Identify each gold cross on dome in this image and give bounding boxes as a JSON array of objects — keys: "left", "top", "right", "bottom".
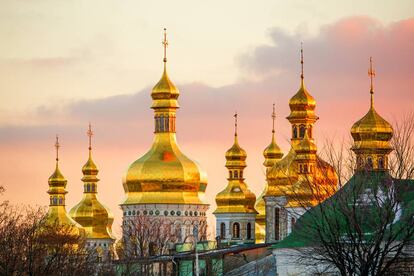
[
  {"left": 368, "top": 57, "right": 375, "bottom": 93},
  {"left": 162, "top": 28, "right": 168, "bottom": 62},
  {"left": 55, "top": 135, "right": 60, "bottom": 161},
  {"left": 87, "top": 123, "right": 94, "bottom": 150},
  {"left": 234, "top": 112, "right": 238, "bottom": 136},
  {"left": 272, "top": 103, "right": 276, "bottom": 133}
]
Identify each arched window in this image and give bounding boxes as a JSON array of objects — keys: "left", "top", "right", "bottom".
[
  {"left": 275, "top": 208, "right": 280, "bottom": 240},
  {"left": 367, "top": 156, "right": 373, "bottom": 170},
  {"left": 240, "top": 171, "right": 243, "bottom": 178},
  {"left": 229, "top": 171, "right": 233, "bottom": 179},
  {"left": 92, "top": 184, "right": 95, "bottom": 192},
  {"left": 234, "top": 171, "right": 239, "bottom": 178},
  {"left": 291, "top": 217, "right": 296, "bottom": 227},
  {"left": 299, "top": 125, "right": 306, "bottom": 138},
  {"left": 220, "top": 223, "right": 226, "bottom": 239},
  {"left": 293, "top": 126, "right": 298, "bottom": 138},
  {"left": 233, "top": 222, "right": 240, "bottom": 239},
  {"left": 378, "top": 157, "right": 384, "bottom": 169},
  {"left": 59, "top": 197, "right": 63, "bottom": 205},
  {"left": 247, "top": 223, "right": 252, "bottom": 240},
  {"left": 304, "top": 164, "right": 308, "bottom": 173},
  {"left": 53, "top": 197, "right": 58, "bottom": 205},
  {"left": 87, "top": 184, "right": 90, "bottom": 192},
  {"left": 357, "top": 156, "right": 364, "bottom": 168},
  {"left": 299, "top": 164, "right": 303, "bottom": 173}
]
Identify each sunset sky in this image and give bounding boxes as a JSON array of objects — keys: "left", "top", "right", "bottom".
[{"left": 1, "top": 0, "right": 413, "bottom": 237}]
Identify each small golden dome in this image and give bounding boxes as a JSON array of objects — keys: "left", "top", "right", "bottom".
[
  {"left": 225, "top": 135, "right": 247, "bottom": 160},
  {"left": 70, "top": 125, "right": 115, "bottom": 241},
  {"left": 214, "top": 120, "right": 257, "bottom": 214},
  {"left": 45, "top": 136, "right": 84, "bottom": 237},
  {"left": 351, "top": 105, "right": 393, "bottom": 145},
  {"left": 263, "top": 134, "right": 283, "bottom": 167},
  {"left": 351, "top": 58, "right": 393, "bottom": 155},
  {"left": 151, "top": 66, "right": 180, "bottom": 109},
  {"left": 214, "top": 183, "right": 257, "bottom": 214}
]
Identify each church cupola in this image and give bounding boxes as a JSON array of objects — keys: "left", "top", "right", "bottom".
[
  {"left": 287, "top": 45, "right": 319, "bottom": 149},
  {"left": 70, "top": 124, "right": 115, "bottom": 250},
  {"left": 214, "top": 113, "right": 257, "bottom": 244},
  {"left": 351, "top": 58, "right": 393, "bottom": 171},
  {"left": 263, "top": 103, "right": 284, "bottom": 169},
  {"left": 45, "top": 136, "right": 84, "bottom": 236}
]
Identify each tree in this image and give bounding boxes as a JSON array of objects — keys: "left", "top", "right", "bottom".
[
  {"left": 117, "top": 214, "right": 177, "bottom": 276},
  {"left": 0, "top": 187, "right": 108, "bottom": 276}
]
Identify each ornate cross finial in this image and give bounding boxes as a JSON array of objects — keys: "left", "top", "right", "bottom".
[
  {"left": 87, "top": 123, "right": 94, "bottom": 151},
  {"left": 162, "top": 28, "right": 168, "bottom": 63},
  {"left": 368, "top": 56, "right": 375, "bottom": 94},
  {"left": 234, "top": 112, "right": 238, "bottom": 136},
  {"left": 55, "top": 135, "right": 60, "bottom": 162},
  {"left": 271, "top": 103, "right": 276, "bottom": 134},
  {"left": 300, "top": 42, "right": 304, "bottom": 80},
  {"left": 368, "top": 57, "right": 376, "bottom": 108}
]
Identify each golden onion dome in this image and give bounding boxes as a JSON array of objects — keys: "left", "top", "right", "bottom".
[
  {"left": 122, "top": 29, "right": 208, "bottom": 206},
  {"left": 45, "top": 136, "right": 84, "bottom": 237},
  {"left": 214, "top": 182, "right": 257, "bottom": 214},
  {"left": 214, "top": 120, "right": 257, "bottom": 214},
  {"left": 70, "top": 125, "right": 115, "bottom": 241},
  {"left": 350, "top": 97, "right": 393, "bottom": 148},
  {"left": 263, "top": 134, "right": 283, "bottom": 167},
  {"left": 225, "top": 135, "right": 247, "bottom": 160},
  {"left": 351, "top": 58, "right": 393, "bottom": 154}
]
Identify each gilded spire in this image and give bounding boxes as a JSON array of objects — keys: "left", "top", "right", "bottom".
[
  {"left": 300, "top": 42, "right": 304, "bottom": 81},
  {"left": 55, "top": 135, "right": 60, "bottom": 163},
  {"left": 162, "top": 28, "right": 168, "bottom": 63},
  {"left": 271, "top": 103, "right": 276, "bottom": 134},
  {"left": 87, "top": 123, "right": 93, "bottom": 154},
  {"left": 368, "top": 57, "right": 376, "bottom": 108},
  {"left": 234, "top": 112, "right": 238, "bottom": 137}
]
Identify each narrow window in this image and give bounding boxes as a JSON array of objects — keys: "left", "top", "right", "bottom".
[
  {"left": 293, "top": 126, "right": 298, "bottom": 138},
  {"left": 233, "top": 222, "right": 240, "bottom": 239},
  {"left": 378, "top": 157, "right": 384, "bottom": 169},
  {"left": 275, "top": 208, "right": 280, "bottom": 240},
  {"left": 87, "top": 184, "right": 90, "bottom": 192},
  {"left": 220, "top": 223, "right": 226, "bottom": 239},
  {"left": 247, "top": 223, "right": 252, "bottom": 240},
  {"left": 160, "top": 116, "right": 164, "bottom": 132},
  {"left": 299, "top": 125, "right": 306, "bottom": 138},
  {"left": 53, "top": 197, "right": 58, "bottom": 205},
  {"left": 229, "top": 171, "right": 233, "bottom": 179},
  {"left": 234, "top": 171, "right": 239, "bottom": 178},
  {"left": 291, "top": 217, "right": 296, "bottom": 227},
  {"left": 367, "top": 156, "right": 373, "bottom": 170},
  {"left": 304, "top": 164, "right": 308, "bottom": 173},
  {"left": 240, "top": 171, "right": 243, "bottom": 178}
]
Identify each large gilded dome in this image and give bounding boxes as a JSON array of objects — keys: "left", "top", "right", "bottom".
[{"left": 122, "top": 38, "right": 208, "bottom": 206}]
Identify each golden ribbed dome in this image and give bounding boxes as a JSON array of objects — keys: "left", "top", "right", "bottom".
[
  {"left": 263, "top": 134, "right": 283, "bottom": 167},
  {"left": 70, "top": 127, "right": 115, "bottom": 241},
  {"left": 287, "top": 79, "right": 318, "bottom": 121},
  {"left": 351, "top": 58, "right": 393, "bottom": 155},
  {"left": 351, "top": 101, "right": 393, "bottom": 149},
  {"left": 214, "top": 124, "right": 257, "bottom": 214},
  {"left": 225, "top": 135, "right": 247, "bottom": 160},
  {"left": 45, "top": 136, "right": 84, "bottom": 236},
  {"left": 122, "top": 30, "right": 208, "bottom": 206}
]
